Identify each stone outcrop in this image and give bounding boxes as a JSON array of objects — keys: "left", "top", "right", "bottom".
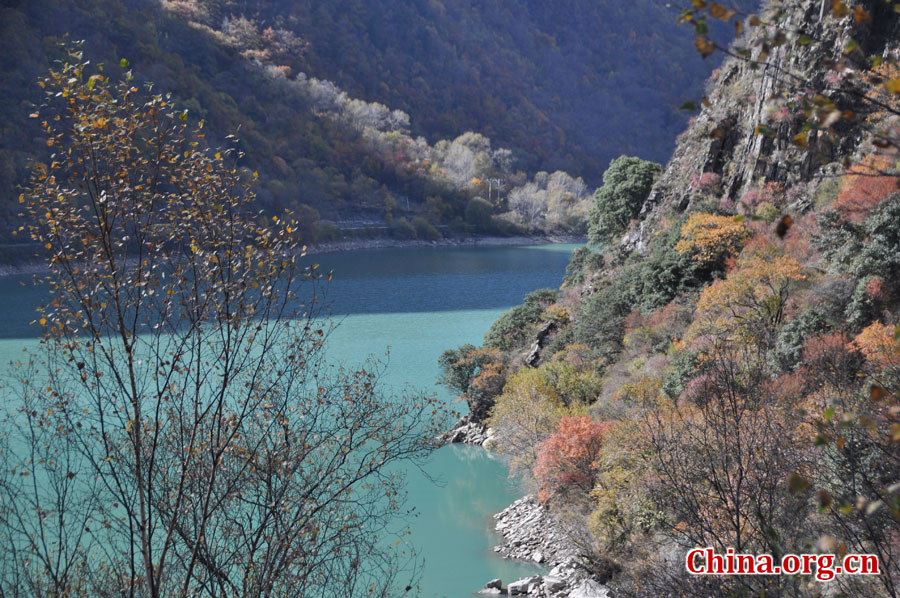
[
  {"left": 437, "top": 413, "right": 496, "bottom": 446},
  {"left": 621, "top": 0, "right": 900, "bottom": 255},
  {"left": 482, "top": 496, "right": 609, "bottom": 597},
  {"left": 493, "top": 496, "right": 577, "bottom": 565},
  {"left": 524, "top": 320, "right": 557, "bottom": 367}
]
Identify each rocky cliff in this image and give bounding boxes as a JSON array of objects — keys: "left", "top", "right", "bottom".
[
  {"left": 472, "top": 2, "right": 900, "bottom": 597},
  {"left": 624, "top": 0, "right": 900, "bottom": 254}
]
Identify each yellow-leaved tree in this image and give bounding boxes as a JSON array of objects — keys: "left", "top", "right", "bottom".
[{"left": 0, "top": 44, "right": 445, "bottom": 598}]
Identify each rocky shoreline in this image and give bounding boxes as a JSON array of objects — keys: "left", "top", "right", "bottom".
[
  {"left": 437, "top": 413, "right": 608, "bottom": 596},
  {"left": 304, "top": 233, "right": 584, "bottom": 255},
  {"left": 436, "top": 413, "right": 495, "bottom": 446},
  {"left": 479, "top": 495, "right": 609, "bottom": 597},
  {"left": 438, "top": 421, "right": 608, "bottom": 597}
]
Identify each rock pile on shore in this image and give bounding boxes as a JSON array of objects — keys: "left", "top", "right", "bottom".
[
  {"left": 477, "top": 571, "right": 607, "bottom": 597},
  {"left": 486, "top": 496, "right": 609, "bottom": 597},
  {"left": 436, "top": 413, "right": 495, "bottom": 446},
  {"left": 493, "top": 496, "right": 576, "bottom": 564}
]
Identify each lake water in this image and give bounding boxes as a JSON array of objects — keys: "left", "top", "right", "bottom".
[{"left": 0, "top": 242, "right": 579, "bottom": 597}]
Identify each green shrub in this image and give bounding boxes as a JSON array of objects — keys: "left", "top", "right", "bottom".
[
  {"left": 755, "top": 201, "right": 780, "bottom": 222},
  {"left": 635, "top": 222, "right": 706, "bottom": 311},
  {"left": 772, "top": 308, "right": 829, "bottom": 373},
  {"left": 587, "top": 156, "right": 661, "bottom": 245},
  {"left": 661, "top": 350, "right": 698, "bottom": 399},
  {"left": 483, "top": 288, "right": 559, "bottom": 351},
  {"left": 563, "top": 246, "right": 605, "bottom": 286},
  {"left": 465, "top": 197, "right": 494, "bottom": 231},
  {"left": 574, "top": 273, "right": 638, "bottom": 357},
  {"left": 391, "top": 217, "right": 417, "bottom": 240},
  {"left": 412, "top": 216, "right": 442, "bottom": 240}
]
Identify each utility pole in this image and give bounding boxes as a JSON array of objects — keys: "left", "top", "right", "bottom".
[{"left": 487, "top": 178, "right": 505, "bottom": 204}]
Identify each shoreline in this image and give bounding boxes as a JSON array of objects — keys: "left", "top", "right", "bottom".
[
  {"left": 304, "top": 233, "right": 585, "bottom": 255},
  {"left": 439, "top": 423, "right": 609, "bottom": 597},
  {"left": 486, "top": 495, "right": 609, "bottom": 597},
  {"left": 0, "top": 234, "right": 585, "bottom": 277}
]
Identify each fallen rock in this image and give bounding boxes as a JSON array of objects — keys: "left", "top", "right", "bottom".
[
  {"left": 508, "top": 575, "right": 541, "bottom": 595},
  {"left": 492, "top": 496, "right": 577, "bottom": 565},
  {"left": 437, "top": 413, "right": 489, "bottom": 445},
  {"left": 568, "top": 579, "right": 608, "bottom": 598},
  {"left": 543, "top": 576, "right": 566, "bottom": 593},
  {"left": 492, "top": 497, "right": 612, "bottom": 597}
]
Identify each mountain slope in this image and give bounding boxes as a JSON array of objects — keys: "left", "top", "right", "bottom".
[
  {"left": 0, "top": 0, "right": 750, "bottom": 244},
  {"left": 438, "top": 1, "right": 900, "bottom": 595}
]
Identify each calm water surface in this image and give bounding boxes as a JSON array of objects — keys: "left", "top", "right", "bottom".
[{"left": 0, "top": 243, "right": 579, "bottom": 598}]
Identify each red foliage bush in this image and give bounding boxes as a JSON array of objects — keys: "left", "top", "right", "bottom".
[
  {"left": 833, "top": 155, "right": 899, "bottom": 223},
  {"left": 533, "top": 416, "right": 613, "bottom": 504}
]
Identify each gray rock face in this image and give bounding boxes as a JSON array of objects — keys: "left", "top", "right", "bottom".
[
  {"left": 437, "top": 413, "right": 491, "bottom": 445},
  {"left": 524, "top": 320, "right": 557, "bottom": 366},
  {"left": 486, "top": 495, "right": 609, "bottom": 597},
  {"left": 568, "top": 579, "right": 609, "bottom": 598},
  {"left": 618, "top": 0, "right": 880, "bottom": 257},
  {"left": 493, "top": 496, "right": 576, "bottom": 565},
  {"left": 508, "top": 576, "right": 541, "bottom": 595}
]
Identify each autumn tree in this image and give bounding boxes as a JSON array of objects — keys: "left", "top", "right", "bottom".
[
  {"left": 0, "top": 46, "right": 445, "bottom": 598},
  {"left": 487, "top": 366, "right": 566, "bottom": 471},
  {"left": 674, "top": 212, "right": 750, "bottom": 269},
  {"left": 640, "top": 338, "right": 814, "bottom": 598},
  {"left": 833, "top": 154, "right": 900, "bottom": 223},
  {"left": 803, "top": 323, "right": 900, "bottom": 597},
  {"left": 437, "top": 344, "right": 506, "bottom": 420},
  {"left": 533, "top": 416, "right": 611, "bottom": 505}
]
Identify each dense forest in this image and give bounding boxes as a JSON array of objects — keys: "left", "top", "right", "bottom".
[
  {"left": 0, "top": 0, "right": 750, "bottom": 246},
  {"left": 440, "top": 1, "right": 900, "bottom": 596}
]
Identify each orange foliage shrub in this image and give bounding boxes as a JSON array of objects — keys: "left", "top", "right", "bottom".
[
  {"left": 534, "top": 416, "right": 613, "bottom": 504},
  {"left": 675, "top": 213, "right": 751, "bottom": 267},
  {"left": 833, "top": 154, "right": 899, "bottom": 223},
  {"left": 851, "top": 321, "right": 900, "bottom": 372},
  {"left": 466, "top": 347, "right": 506, "bottom": 399},
  {"left": 690, "top": 245, "right": 806, "bottom": 344},
  {"left": 623, "top": 302, "right": 692, "bottom": 354}
]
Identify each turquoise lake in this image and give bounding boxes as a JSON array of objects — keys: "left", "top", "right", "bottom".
[{"left": 0, "top": 242, "right": 580, "bottom": 597}]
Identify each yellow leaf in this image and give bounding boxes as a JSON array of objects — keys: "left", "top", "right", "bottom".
[
  {"left": 792, "top": 133, "right": 809, "bottom": 149},
  {"left": 694, "top": 36, "right": 716, "bottom": 58},
  {"left": 18, "top": 194, "right": 24, "bottom": 204},
  {"left": 709, "top": 2, "right": 735, "bottom": 21},
  {"left": 853, "top": 6, "right": 870, "bottom": 23},
  {"left": 253, "top": 171, "right": 259, "bottom": 178},
  {"left": 39, "top": 318, "right": 47, "bottom": 326},
  {"left": 885, "top": 78, "right": 900, "bottom": 94},
  {"left": 832, "top": 0, "right": 849, "bottom": 18}
]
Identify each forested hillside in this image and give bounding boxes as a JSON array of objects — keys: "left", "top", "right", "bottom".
[
  {"left": 0, "top": 0, "right": 750, "bottom": 245},
  {"left": 440, "top": 1, "right": 900, "bottom": 596}
]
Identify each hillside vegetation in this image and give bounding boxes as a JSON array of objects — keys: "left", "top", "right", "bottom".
[
  {"left": 0, "top": 0, "right": 749, "bottom": 245},
  {"left": 440, "top": 1, "right": 900, "bottom": 596}
]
